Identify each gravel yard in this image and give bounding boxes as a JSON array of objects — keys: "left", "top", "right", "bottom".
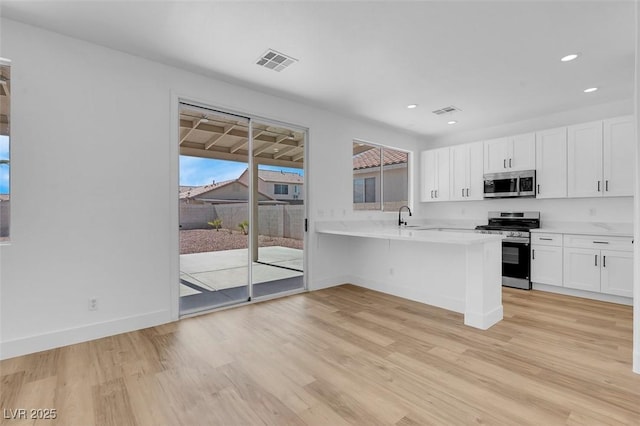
[{"left": 180, "top": 229, "right": 303, "bottom": 254}]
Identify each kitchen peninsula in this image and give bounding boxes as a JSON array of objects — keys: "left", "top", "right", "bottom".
[{"left": 316, "top": 222, "right": 504, "bottom": 330}]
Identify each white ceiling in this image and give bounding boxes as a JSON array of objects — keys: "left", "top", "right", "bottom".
[{"left": 1, "top": 1, "right": 635, "bottom": 139}]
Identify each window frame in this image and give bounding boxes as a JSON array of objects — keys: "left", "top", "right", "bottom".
[
  {"left": 0, "top": 58, "right": 11, "bottom": 243},
  {"left": 352, "top": 139, "right": 410, "bottom": 212}
]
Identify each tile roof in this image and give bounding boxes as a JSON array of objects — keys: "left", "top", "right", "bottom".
[
  {"left": 257, "top": 169, "right": 303, "bottom": 184},
  {"left": 353, "top": 148, "right": 408, "bottom": 170},
  {"left": 180, "top": 168, "right": 303, "bottom": 201},
  {"left": 179, "top": 179, "right": 235, "bottom": 200}
]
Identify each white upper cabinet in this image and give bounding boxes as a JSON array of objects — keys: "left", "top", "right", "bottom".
[
  {"left": 603, "top": 116, "right": 635, "bottom": 197},
  {"left": 568, "top": 116, "right": 635, "bottom": 198},
  {"left": 450, "top": 142, "right": 483, "bottom": 201},
  {"left": 420, "top": 147, "right": 450, "bottom": 202},
  {"left": 567, "top": 121, "right": 603, "bottom": 198},
  {"left": 535, "top": 127, "right": 567, "bottom": 198},
  {"left": 510, "top": 133, "right": 536, "bottom": 171},
  {"left": 484, "top": 133, "right": 535, "bottom": 174},
  {"left": 483, "top": 137, "right": 509, "bottom": 174}
]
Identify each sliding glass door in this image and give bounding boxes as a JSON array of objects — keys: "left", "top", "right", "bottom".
[
  {"left": 250, "top": 120, "right": 304, "bottom": 298},
  {"left": 178, "top": 103, "right": 305, "bottom": 315}
]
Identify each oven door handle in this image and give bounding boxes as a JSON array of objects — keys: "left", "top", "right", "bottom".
[{"left": 503, "top": 237, "right": 530, "bottom": 244}]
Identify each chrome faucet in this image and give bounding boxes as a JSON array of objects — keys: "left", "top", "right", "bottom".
[{"left": 398, "top": 205, "right": 412, "bottom": 226}]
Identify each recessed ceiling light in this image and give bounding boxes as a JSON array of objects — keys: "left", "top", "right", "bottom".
[
  {"left": 561, "top": 53, "right": 579, "bottom": 62},
  {"left": 447, "top": 120, "right": 457, "bottom": 125},
  {"left": 407, "top": 104, "right": 418, "bottom": 109},
  {"left": 584, "top": 87, "right": 598, "bottom": 93}
]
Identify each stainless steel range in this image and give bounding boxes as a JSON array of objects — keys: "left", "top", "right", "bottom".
[{"left": 475, "top": 211, "right": 540, "bottom": 290}]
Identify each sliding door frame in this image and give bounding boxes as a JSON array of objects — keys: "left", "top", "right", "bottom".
[{"left": 170, "top": 95, "right": 308, "bottom": 320}]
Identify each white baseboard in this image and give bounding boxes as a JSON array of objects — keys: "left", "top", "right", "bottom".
[
  {"left": 0, "top": 310, "right": 171, "bottom": 360},
  {"left": 532, "top": 283, "right": 633, "bottom": 306},
  {"left": 464, "top": 305, "right": 503, "bottom": 330},
  {"left": 310, "top": 275, "right": 354, "bottom": 291},
  {"left": 634, "top": 351, "right": 640, "bottom": 375}
]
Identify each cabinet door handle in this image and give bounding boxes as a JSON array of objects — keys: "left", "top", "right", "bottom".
[
  {"left": 431, "top": 190, "right": 434, "bottom": 198},
  {"left": 595, "top": 254, "right": 598, "bottom": 266},
  {"left": 462, "top": 188, "right": 465, "bottom": 197},
  {"left": 597, "top": 181, "right": 601, "bottom": 192},
  {"left": 509, "top": 158, "right": 512, "bottom": 168},
  {"left": 539, "top": 238, "right": 553, "bottom": 241},
  {"left": 603, "top": 255, "right": 606, "bottom": 268},
  {"left": 466, "top": 188, "right": 469, "bottom": 197},
  {"left": 593, "top": 241, "right": 609, "bottom": 244},
  {"left": 605, "top": 180, "right": 609, "bottom": 191},
  {"left": 537, "top": 184, "right": 540, "bottom": 194},
  {"left": 532, "top": 249, "right": 535, "bottom": 260},
  {"left": 503, "top": 159, "right": 506, "bottom": 168},
  {"left": 435, "top": 190, "right": 438, "bottom": 198}
]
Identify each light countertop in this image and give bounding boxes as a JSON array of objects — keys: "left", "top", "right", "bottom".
[
  {"left": 531, "top": 222, "right": 633, "bottom": 237},
  {"left": 316, "top": 223, "right": 503, "bottom": 245}
]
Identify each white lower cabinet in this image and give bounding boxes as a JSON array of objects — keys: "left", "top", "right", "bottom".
[
  {"left": 561, "top": 234, "right": 633, "bottom": 297},
  {"left": 563, "top": 247, "right": 602, "bottom": 292},
  {"left": 531, "top": 233, "right": 563, "bottom": 286},
  {"left": 600, "top": 250, "right": 633, "bottom": 298},
  {"left": 531, "top": 245, "right": 563, "bottom": 286},
  {"left": 531, "top": 232, "right": 633, "bottom": 300}
]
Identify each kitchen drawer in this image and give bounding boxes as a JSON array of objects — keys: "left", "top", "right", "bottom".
[
  {"left": 563, "top": 234, "right": 633, "bottom": 251},
  {"left": 531, "top": 233, "right": 562, "bottom": 246}
]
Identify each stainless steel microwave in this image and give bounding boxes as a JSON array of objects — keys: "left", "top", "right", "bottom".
[{"left": 483, "top": 170, "right": 536, "bottom": 198}]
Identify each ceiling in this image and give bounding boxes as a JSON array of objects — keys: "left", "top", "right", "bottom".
[{"left": 0, "top": 1, "right": 635, "bottom": 139}]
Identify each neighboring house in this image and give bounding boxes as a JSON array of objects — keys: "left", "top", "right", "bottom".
[
  {"left": 352, "top": 148, "right": 408, "bottom": 206},
  {"left": 179, "top": 177, "right": 284, "bottom": 205},
  {"left": 238, "top": 168, "right": 304, "bottom": 204}
]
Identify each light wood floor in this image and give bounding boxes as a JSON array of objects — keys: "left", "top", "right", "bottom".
[{"left": 1, "top": 285, "right": 638, "bottom": 425}]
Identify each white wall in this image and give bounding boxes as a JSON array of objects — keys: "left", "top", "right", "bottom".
[{"left": 0, "top": 19, "right": 419, "bottom": 358}]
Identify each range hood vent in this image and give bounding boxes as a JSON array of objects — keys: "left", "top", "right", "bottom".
[{"left": 256, "top": 49, "right": 298, "bottom": 72}]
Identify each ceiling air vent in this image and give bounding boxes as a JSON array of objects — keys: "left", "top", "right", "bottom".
[
  {"left": 256, "top": 49, "right": 298, "bottom": 72},
  {"left": 432, "top": 105, "right": 461, "bottom": 115}
]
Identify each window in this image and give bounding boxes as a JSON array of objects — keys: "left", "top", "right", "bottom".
[
  {"left": 353, "top": 141, "right": 409, "bottom": 211},
  {"left": 274, "top": 183, "right": 288, "bottom": 195},
  {"left": 0, "top": 59, "right": 10, "bottom": 242},
  {"left": 353, "top": 177, "right": 376, "bottom": 203}
]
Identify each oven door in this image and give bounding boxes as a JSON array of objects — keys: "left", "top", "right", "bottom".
[{"left": 502, "top": 237, "right": 531, "bottom": 289}]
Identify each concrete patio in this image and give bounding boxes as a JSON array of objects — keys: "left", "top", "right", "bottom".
[{"left": 179, "top": 246, "right": 304, "bottom": 312}]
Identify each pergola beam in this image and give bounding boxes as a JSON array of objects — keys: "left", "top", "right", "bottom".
[
  {"left": 204, "top": 124, "right": 235, "bottom": 150},
  {"left": 230, "top": 130, "right": 266, "bottom": 154},
  {"left": 253, "top": 134, "right": 289, "bottom": 156},
  {"left": 273, "top": 145, "right": 298, "bottom": 159},
  {"left": 179, "top": 119, "right": 203, "bottom": 146}
]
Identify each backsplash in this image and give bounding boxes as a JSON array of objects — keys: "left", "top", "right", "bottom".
[{"left": 418, "top": 196, "right": 633, "bottom": 224}]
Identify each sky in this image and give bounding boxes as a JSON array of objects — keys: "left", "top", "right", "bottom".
[
  {"left": 0, "top": 136, "right": 8, "bottom": 194},
  {"left": 179, "top": 155, "right": 303, "bottom": 187}
]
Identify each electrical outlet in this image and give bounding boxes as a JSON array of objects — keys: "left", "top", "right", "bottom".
[{"left": 88, "top": 297, "right": 98, "bottom": 311}]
